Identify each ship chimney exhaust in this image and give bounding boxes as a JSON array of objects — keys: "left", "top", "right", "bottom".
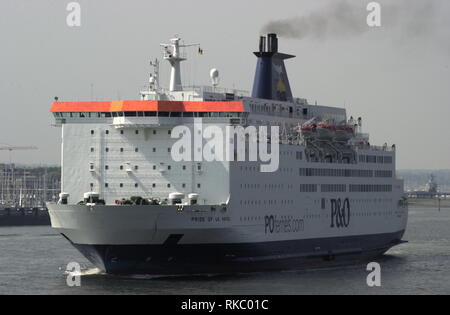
[
  {"left": 252, "top": 34, "right": 295, "bottom": 102},
  {"left": 267, "top": 33, "right": 278, "bottom": 53},
  {"left": 259, "top": 36, "right": 266, "bottom": 53}
]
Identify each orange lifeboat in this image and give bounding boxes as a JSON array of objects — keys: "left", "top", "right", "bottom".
[
  {"left": 316, "top": 122, "right": 335, "bottom": 140},
  {"left": 334, "top": 125, "right": 354, "bottom": 142},
  {"left": 300, "top": 123, "right": 317, "bottom": 139}
]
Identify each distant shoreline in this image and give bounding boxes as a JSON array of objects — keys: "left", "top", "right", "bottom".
[{"left": 408, "top": 198, "right": 450, "bottom": 208}]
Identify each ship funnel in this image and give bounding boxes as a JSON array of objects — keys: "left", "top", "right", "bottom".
[{"left": 252, "top": 34, "right": 295, "bottom": 102}]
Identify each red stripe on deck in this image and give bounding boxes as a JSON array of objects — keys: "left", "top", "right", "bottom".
[{"left": 50, "top": 101, "right": 245, "bottom": 113}]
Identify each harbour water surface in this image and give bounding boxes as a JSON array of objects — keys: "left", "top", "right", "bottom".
[{"left": 0, "top": 207, "right": 449, "bottom": 295}]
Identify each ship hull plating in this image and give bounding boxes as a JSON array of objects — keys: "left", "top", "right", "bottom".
[
  {"left": 70, "top": 231, "right": 404, "bottom": 275},
  {"left": 48, "top": 202, "right": 407, "bottom": 275}
]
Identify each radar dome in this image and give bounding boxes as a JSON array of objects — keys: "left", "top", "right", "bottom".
[{"left": 210, "top": 68, "right": 220, "bottom": 87}]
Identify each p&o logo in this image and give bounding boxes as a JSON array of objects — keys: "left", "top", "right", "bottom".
[{"left": 330, "top": 198, "right": 351, "bottom": 228}]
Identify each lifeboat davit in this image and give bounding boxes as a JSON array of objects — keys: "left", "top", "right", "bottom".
[
  {"left": 334, "top": 125, "right": 354, "bottom": 142},
  {"left": 300, "top": 124, "right": 317, "bottom": 139},
  {"left": 316, "top": 122, "right": 335, "bottom": 140}
]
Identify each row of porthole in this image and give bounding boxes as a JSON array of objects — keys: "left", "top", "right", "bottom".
[
  {"left": 240, "top": 200, "right": 294, "bottom": 206},
  {"left": 239, "top": 166, "right": 295, "bottom": 172},
  {"left": 91, "top": 129, "right": 172, "bottom": 136},
  {"left": 237, "top": 210, "right": 395, "bottom": 222},
  {"left": 99, "top": 165, "right": 193, "bottom": 171},
  {"left": 93, "top": 183, "right": 202, "bottom": 189},
  {"left": 91, "top": 147, "right": 172, "bottom": 153},
  {"left": 240, "top": 183, "right": 294, "bottom": 189}
]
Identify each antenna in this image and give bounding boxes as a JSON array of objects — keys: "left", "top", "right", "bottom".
[{"left": 160, "top": 36, "right": 200, "bottom": 92}]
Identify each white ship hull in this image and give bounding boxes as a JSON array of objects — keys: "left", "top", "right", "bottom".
[{"left": 48, "top": 199, "right": 407, "bottom": 274}]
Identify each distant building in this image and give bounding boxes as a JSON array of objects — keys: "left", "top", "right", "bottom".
[{"left": 407, "top": 174, "right": 447, "bottom": 199}]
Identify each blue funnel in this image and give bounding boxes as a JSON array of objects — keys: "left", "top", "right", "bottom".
[{"left": 251, "top": 34, "right": 295, "bottom": 102}]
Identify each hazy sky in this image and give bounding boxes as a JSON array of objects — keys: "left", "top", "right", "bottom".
[{"left": 0, "top": 0, "right": 449, "bottom": 169}]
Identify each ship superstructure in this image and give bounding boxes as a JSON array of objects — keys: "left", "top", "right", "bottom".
[{"left": 48, "top": 34, "right": 408, "bottom": 274}]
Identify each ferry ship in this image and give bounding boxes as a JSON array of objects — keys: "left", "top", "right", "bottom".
[{"left": 48, "top": 34, "right": 408, "bottom": 275}]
